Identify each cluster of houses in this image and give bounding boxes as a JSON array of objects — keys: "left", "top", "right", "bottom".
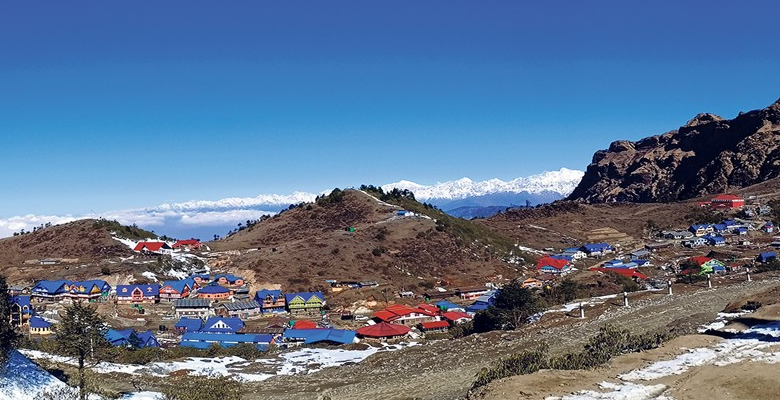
[
  {"left": 663, "top": 219, "right": 773, "bottom": 249},
  {"left": 24, "top": 273, "right": 248, "bottom": 305},
  {"left": 533, "top": 242, "right": 617, "bottom": 275},
  {"left": 133, "top": 239, "right": 203, "bottom": 254}
]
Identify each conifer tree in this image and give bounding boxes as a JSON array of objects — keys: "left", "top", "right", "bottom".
[
  {"left": 0, "top": 275, "right": 19, "bottom": 363},
  {"left": 54, "top": 302, "right": 110, "bottom": 400}
]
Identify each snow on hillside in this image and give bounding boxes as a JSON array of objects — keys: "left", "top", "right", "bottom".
[
  {"left": 382, "top": 168, "right": 584, "bottom": 201},
  {"left": 0, "top": 350, "right": 68, "bottom": 400}
]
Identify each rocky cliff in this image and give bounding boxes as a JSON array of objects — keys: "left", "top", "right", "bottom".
[{"left": 568, "top": 97, "right": 780, "bottom": 202}]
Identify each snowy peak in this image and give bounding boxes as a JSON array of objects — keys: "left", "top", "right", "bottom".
[{"left": 382, "top": 168, "right": 584, "bottom": 201}]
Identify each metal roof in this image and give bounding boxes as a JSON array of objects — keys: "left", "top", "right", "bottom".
[
  {"left": 174, "top": 299, "right": 210, "bottom": 308},
  {"left": 219, "top": 300, "right": 260, "bottom": 312}
]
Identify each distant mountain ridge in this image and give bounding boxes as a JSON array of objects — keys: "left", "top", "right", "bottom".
[
  {"left": 383, "top": 168, "right": 584, "bottom": 200},
  {"left": 384, "top": 168, "right": 584, "bottom": 218},
  {"left": 568, "top": 97, "right": 780, "bottom": 203}
]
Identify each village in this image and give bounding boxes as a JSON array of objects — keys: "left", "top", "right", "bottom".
[{"left": 5, "top": 191, "right": 780, "bottom": 399}]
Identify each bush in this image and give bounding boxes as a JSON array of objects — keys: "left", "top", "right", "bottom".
[
  {"left": 159, "top": 375, "right": 244, "bottom": 400},
  {"left": 100, "top": 266, "right": 111, "bottom": 275},
  {"left": 471, "top": 325, "right": 672, "bottom": 391},
  {"left": 371, "top": 247, "right": 385, "bottom": 257}
]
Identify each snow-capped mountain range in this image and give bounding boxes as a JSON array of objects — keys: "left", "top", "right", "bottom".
[
  {"left": 0, "top": 168, "right": 583, "bottom": 239},
  {"left": 382, "top": 168, "right": 583, "bottom": 201}
]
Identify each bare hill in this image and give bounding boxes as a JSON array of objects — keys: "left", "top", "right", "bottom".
[
  {"left": 484, "top": 200, "right": 703, "bottom": 251},
  {"left": 209, "top": 189, "right": 523, "bottom": 302}
]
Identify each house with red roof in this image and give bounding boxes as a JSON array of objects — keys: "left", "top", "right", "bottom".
[
  {"left": 133, "top": 241, "right": 172, "bottom": 254},
  {"left": 419, "top": 320, "right": 450, "bottom": 333},
  {"left": 357, "top": 322, "right": 410, "bottom": 339},
  {"left": 536, "top": 256, "right": 572, "bottom": 274},
  {"left": 590, "top": 267, "right": 647, "bottom": 280},
  {"left": 709, "top": 194, "right": 745, "bottom": 209},
  {"left": 442, "top": 311, "right": 472, "bottom": 324},
  {"left": 372, "top": 304, "right": 437, "bottom": 326},
  {"left": 172, "top": 239, "right": 202, "bottom": 251}
]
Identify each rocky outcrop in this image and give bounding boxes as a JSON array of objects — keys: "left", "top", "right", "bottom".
[{"left": 568, "top": 97, "right": 780, "bottom": 202}]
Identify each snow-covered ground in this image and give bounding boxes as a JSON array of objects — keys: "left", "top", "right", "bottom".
[
  {"left": 19, "top": 342, "right": 419, "bottom": 383},
  {"left": 0, "top": 350, "right": 68, "bottom": 400},
  {"left": 547, "top": 315, "right": 780, "bottom": 399}
]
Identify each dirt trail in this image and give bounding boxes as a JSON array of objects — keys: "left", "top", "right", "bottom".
[{"left": 245, "top": 277, "right": 780, "bottom": 400}]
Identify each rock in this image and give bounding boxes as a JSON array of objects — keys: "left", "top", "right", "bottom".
[{"left": 568, "top": 96, "right": 780, "bottom": 203}]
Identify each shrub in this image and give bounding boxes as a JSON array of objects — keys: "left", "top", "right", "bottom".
[
  {"left": 100, "top": 266, "right": 111, "bottom": 275},
  {"left": 471, "top": 325, "right": 672, "bottom": 391}
]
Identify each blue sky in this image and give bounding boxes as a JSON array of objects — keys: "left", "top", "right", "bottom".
[{"left": 2, "top": 1, "right": 780, "bottom": 217}]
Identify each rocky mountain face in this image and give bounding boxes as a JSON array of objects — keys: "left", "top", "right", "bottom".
[{"left": 568, "top": 97, "right": 780, "bottom": 203}]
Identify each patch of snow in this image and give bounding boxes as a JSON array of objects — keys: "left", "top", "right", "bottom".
[
  {"left": 516, "top": 245, "right": 546, "bottom": 254},
  {"left": 112, "top": 235, "right": 138, "bottom": 250},
  {"left": 622, "top": 319, "right": 780, "bottom": 382},
  {"left": 165, "top": 269, "right": 188, "bottom": 280},
  {"left": 0, "top": 350, "right": 69, "bottom": 400},
  {"left": 545, "top": 382, "right": 671, "bottom": 400},
  {"left": 120, "top": 392, "right": 163, "bottom": 400},
  {"left": 20, "top": 342, "right": 421, "bottom": 383},
  {"left": 141, "top": 271, "right": 158, "bottom": 282}
]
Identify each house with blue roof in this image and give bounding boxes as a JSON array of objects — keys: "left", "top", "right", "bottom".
[
  {"left": 190, "top": 274, "right": 210, "bottom": 286},
  {"left": 580, "top": 243, "right": 614, "bottom": 257},
  {"left": 67, "top": 280, "right": 111, "bottom": 300},
  {"left": 174, "top": 317, "right": 203, "bottom": 333},
  {"left": 733, "top": 226, "right": 749, "bottom": 235},
  {"left": 159, "top": 280, "right": 192, "bottom": 300},
  {"left": 115, "top": 284, "right": 159, "bottom": 304},
  {"left": 282, "top": 328, "right": 356, "bottom": 346},
  {"left": 201, "top": 316, "right": 245, "bottom": 334},
  {"left": 759, "top": 251, "right": 777, "bottom": 263},
  {"left": 549, "top": 254, "right": 574, "bottom": 262},
  {"left": 466, "top": 291, "right": 495, "bottom": 314},
  {"left": 604, "top": 259, "right": 624, "bottom": 268},
  {"left": 180, "top": 332, "right": 273, "bottom": 350},
  {"left": 704, "top": 235, "right": 726, "bottom": 247},
  {"left": 29, "top": 316, "right": 53, "bottom": 335},
  {"left": 213, "top": 274, "right": 245, "bottom": 287},
  {"left": 689, "top": 224, "right": 714, "bottom": 236},
  {"left": 711, "top": 224, "right": 728, "bottom": 233},
  {"left": 105, "top": 329, "right": 159, "bottom": 348},
  {"left": 31, "top": 280, "right": 70, "bottom": 301},
  {"left": 562, "top": 248, "right": 586, "bottom": 260},
  {"left": 197, "top": 284, "right": 231, "bottom": 301},
  {"left": 9, "top": 296, "right": 32, "bottom": 327},
  {"left": 285, "top": 292, "right": 325, "bottom": 316},
  {"left": 435, "top": 300, "right": 465, "bottom": 313},
  {"left": 254, "top": 289, "right": 286, "bottom": 314},
  {"left": 764, "top": 221, "right": 774, "bottom": 233}
]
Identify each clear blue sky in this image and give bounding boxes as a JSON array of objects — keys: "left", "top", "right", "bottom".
[{"left": 2, "top": 1, "right": 780, "bottom": 216}]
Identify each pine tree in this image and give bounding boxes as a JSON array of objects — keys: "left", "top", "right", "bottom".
[
  {"left": 54, "top": 302, "right": 110, "bottom": 400},
  {"left": 0, "top": 275, "right": 19, "bottom": 363}
]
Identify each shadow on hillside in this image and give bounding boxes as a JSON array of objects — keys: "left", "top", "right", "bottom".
[{"left": 703, "top": 316, "right": 780, "bottom": 342}]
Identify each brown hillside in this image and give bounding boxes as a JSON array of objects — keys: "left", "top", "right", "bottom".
[
  {"left": 0, "top": 219, "right": 141, "bottom": 264},
  {"left": 485, "top": 200, "right": 706, "bottom": 251},
  {"left": 210, "top": 190, "right": 522, "bottom": 304}
]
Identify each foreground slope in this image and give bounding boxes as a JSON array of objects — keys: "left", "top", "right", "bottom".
[
  {"left": 209, "top": 189, "right": 523, "bottom": 299},
  {"left": 569, "top": 96, "right": 780, "bottom": 203}
]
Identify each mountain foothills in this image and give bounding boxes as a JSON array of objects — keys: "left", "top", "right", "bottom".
[
  {"left": 0, "top": 219, "right": 154, "bottom": 266},
  {"left": 569, "top": 97, "right": 780, "bottom": 203},
  {"left": 209, "top": 188, "right": 523, "bottom": 296}
]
